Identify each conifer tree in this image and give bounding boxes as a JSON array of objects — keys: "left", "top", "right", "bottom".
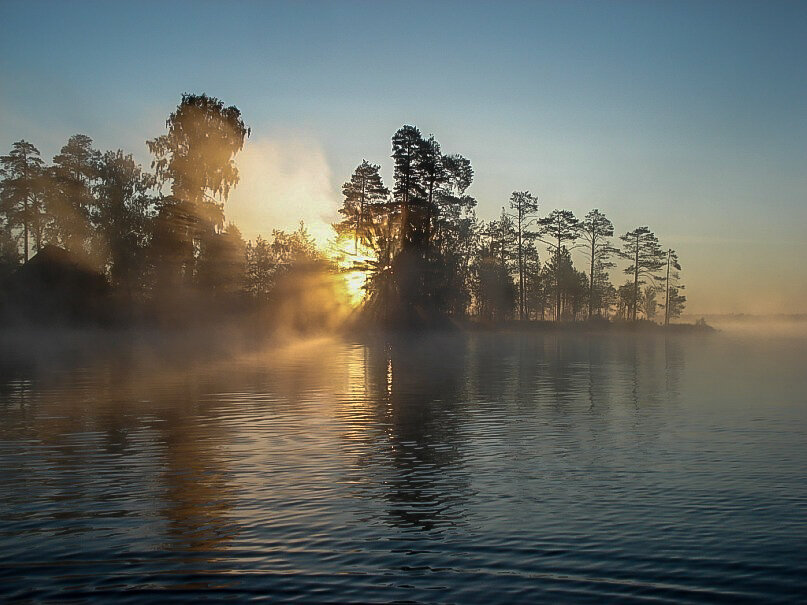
[
  {"left": 336, "top": 160, "right": 389, "bottom": 251},
  {"left": 537, "top": 209, "right": 581, "bottom": 320},
  {"left": 0, "top": 140, "right": 47, "bottom": 261},
  {"left": 662, "top": 248, "right": 686, "bottom": 325},
  {"left": 507, "top": 191, "right": 539, "bottom": 320},
  {"left": 46, "top": 134, "right": 101, "bottom": 258},
  {"left": 618, "top": 226, "right": 666, "bottom": 321},
  {"left": 580, "top": 209, "right": 615, "bottom": 318}
]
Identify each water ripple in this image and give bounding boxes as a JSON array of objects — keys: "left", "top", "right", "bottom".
[{"left": 0, "top": 333, "right": 805, "bottom": 602}]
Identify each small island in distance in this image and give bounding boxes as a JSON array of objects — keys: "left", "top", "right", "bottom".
[{"left": 0, "top": 93, "right": 708, "bottom": 341}]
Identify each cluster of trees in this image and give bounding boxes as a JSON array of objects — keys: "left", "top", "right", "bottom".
[
  {"left": 0, "top": 94, "right": 326, "bottom": 325},
  {"left": 335, "top": 126, "right": 686, "bottom": 325},
  {"left": 0, "top": 92, "right": 686, "bottom": 328}
]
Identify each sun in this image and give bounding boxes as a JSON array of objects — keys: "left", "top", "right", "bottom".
[{"left": 329, "top": 234, "right": 376, "bottom": 307}]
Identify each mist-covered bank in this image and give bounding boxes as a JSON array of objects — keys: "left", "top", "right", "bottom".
[
  {"left": 0, "top": 319, "right": 720, "bottom": 387},
  {"left": 680, "top": 314, "right": 807, "bottom": 339}
]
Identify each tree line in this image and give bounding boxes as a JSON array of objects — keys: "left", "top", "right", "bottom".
[
  {"left": 0, "top": 93, "right": 685, "bottom": 327},
  {"left": 334, "top": 125, "right": 686, "bottom": 325}
]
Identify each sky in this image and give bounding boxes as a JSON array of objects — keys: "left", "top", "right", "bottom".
[{"left": 1, "top": 0, "right": 805, "bottom": 314}]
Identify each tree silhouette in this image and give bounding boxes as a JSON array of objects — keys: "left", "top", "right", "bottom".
[
  {"left": 196, "top": 223, "right": 245, "bottom": 298},
  {"left": 639, "top": 285, "right": 659, "bottom": 321},
  {"left": 336, "top": 160, "right": 389, "bottom": 251},
  {"left": 46, "top": 134, "right": 101, "bottom": 260},
  {"left": 244, "top": 235, "right": 273, "bottom": 301},
  {"left": 507, "top": 191, "right": 539, "bottom": 320},
  {"left": 590, "top": 259, "right": 616, "bottom": 318},
  {"left": 542, "top": 246, "right": 588, "bottom": 320},
  {"left": 391, "top": 125, "right": 426, "bottom": 251},
  {"left": 417, "top": 135, "right": 446, "bottom": 251},
  {"left": 0, "top": 228, "right": 19, "bottom": 281},
  {"left": 386, "top": 126, "right": 478, "bottom": 322},
  {"left": 580, "top": 209, "right": 615, "bottom": 318},
  {"left": 537, "top": 209, "right": 581, "bottom": 320},
  {"left": 94, "top": 150, "right": 158, "bottom": 290},
  {"left": 662, "top": 248, "right": 685, "bottom": 325},
  {"left": 433, "top": 153, "right": 475, "bottom": 245},
  {"left": 0, "top": 140, "right": 47, "bottom": 261},
  {"left": 147, "top": 94, "right": 249, "bottom": 292},
  {"left": 487, "top": 210, "right": 517, "bottom": 279},
  {"left": 618, "top": 226, "right": 666, "bottom": 321},
  {"left": 473, "top": 249, "right": 515, "bottom": 321},
  {"left": 665, "top": 286, "right": 687, "bottom": 323},
  {"left": 522, "top": 241, "right": 545, "bottom": 319},
  {"left": 0, "top": 102, "right": 702, "bottom": 331},
  {"left": 148, "top": 93, "right": 249, "bottom": 215}
]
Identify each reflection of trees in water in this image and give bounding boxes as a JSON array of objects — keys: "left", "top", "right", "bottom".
[
  {"left": 664, "top": 337, "right": 685, "bottom": 401},
  {"left": 0, "top": 351, "right": 239, "bottom": 570},
  {"left": 357, "top": 334, "right": 473, "bottom": 533},
  {"left": 158, "top": 408, "right": 235, "bottom": 559},
  {"left": 607, "top": 335, "right": 686, "bottom": 452},
  {"left": 0, "top": 331, "right": 690, "bottom": 562},
  {"left": 465, "top": 333, "right": 687, "bottom": 459},
  {"left": 610, "top": 335, "right": 683, "bottom": 409},
  {"left": 344, "top": 332, "right": 689, "bottom": 534},
  {"left": 92, "top": 356, "right": 239, "bottom": 561},
  {"left": 586, "top": 336, "right": 613, "bottom": 413},
  {"left": 470, "top": 334, "right": 518, "bottom": 404},
  {"left": 540, "top": 335, "right": 591, "bottom": 408}
]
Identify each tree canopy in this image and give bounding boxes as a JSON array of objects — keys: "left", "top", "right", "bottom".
[{"left": 0, "top": 96, "right": 689, "bottom": 329}]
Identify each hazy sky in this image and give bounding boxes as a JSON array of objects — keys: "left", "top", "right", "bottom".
[{"left": 2, "top": 0, "right": 805, "bottom": 314}]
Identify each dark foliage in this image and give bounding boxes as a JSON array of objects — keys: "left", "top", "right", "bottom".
[{"left": 0, "top": 96, "right": 689, "bottom": 330}]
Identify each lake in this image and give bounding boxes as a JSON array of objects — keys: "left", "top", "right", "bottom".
[{"left": 0, "top": 331, "right": 805, "bottom": 602}]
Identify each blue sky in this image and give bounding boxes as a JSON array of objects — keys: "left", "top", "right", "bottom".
[{"left": 2, "top": 0, "right": 806, "bottom": 313}]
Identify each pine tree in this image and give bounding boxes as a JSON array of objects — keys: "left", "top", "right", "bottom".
[
  {"left": 391, "top": 125, "right": 425, "bottom": 250},
  {"left": 507, "top": 191, "right": 540, "bottom": 320},
  {"left": 537, "top": 209, "right": 581, "bottom": 320},
  {"left": 0, "top": 140, "right": 47, "bottom": 261},
  {"left": 46, "top": 134, "right": 101, "bottom": 258},
  {"left": 662, "top": 248, "right": 686, "bottom": 325},
  {"left": 336, "top": 160, "right": 389, "bottom": 251},
  {"left": 580, "top": 209, "right": 615, "bottom": 318},
  {"left": 618, "top": 226, "right": 666, "bottom": 321},
  {"left": 94, "top": 150, "right": 158, "bottom": 289}
]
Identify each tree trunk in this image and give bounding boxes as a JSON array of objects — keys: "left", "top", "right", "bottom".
[
  {"left": 517, "top": 211, "right": 524, "bottom": 320},
  {"left": 22, "top": 148, "right": 29, "bottom": 262},
  {"left": 632, "top": 235, "right": 639, "bottom": 321},
  {"left": 588, "top": 233, "right": 595, "bottom": 319},
  {"left": 556, "top": 232, "right": 562, "bottom": 321},
  {"left": 664, "top": 249, "right": 671, "bottom": 326},
  {"left": 400, "top": 146, "right": 413, "bottom": 251}
]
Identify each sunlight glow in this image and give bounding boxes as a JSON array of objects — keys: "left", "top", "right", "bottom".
[{"left": 329, "top": 234, "right": 376, "bottom": 307}]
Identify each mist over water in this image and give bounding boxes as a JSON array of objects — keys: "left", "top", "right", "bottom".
[{"left": 0, "top": 331, "right": 804, "bottom": 602}]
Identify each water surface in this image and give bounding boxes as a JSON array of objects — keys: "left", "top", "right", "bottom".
[{"left": 0, "top": 332, "right": 805, "bottom": 602}]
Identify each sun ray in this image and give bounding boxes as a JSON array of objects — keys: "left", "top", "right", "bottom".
[{"left": 329, "top": 234, "right": 376, "bottom": 307}]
